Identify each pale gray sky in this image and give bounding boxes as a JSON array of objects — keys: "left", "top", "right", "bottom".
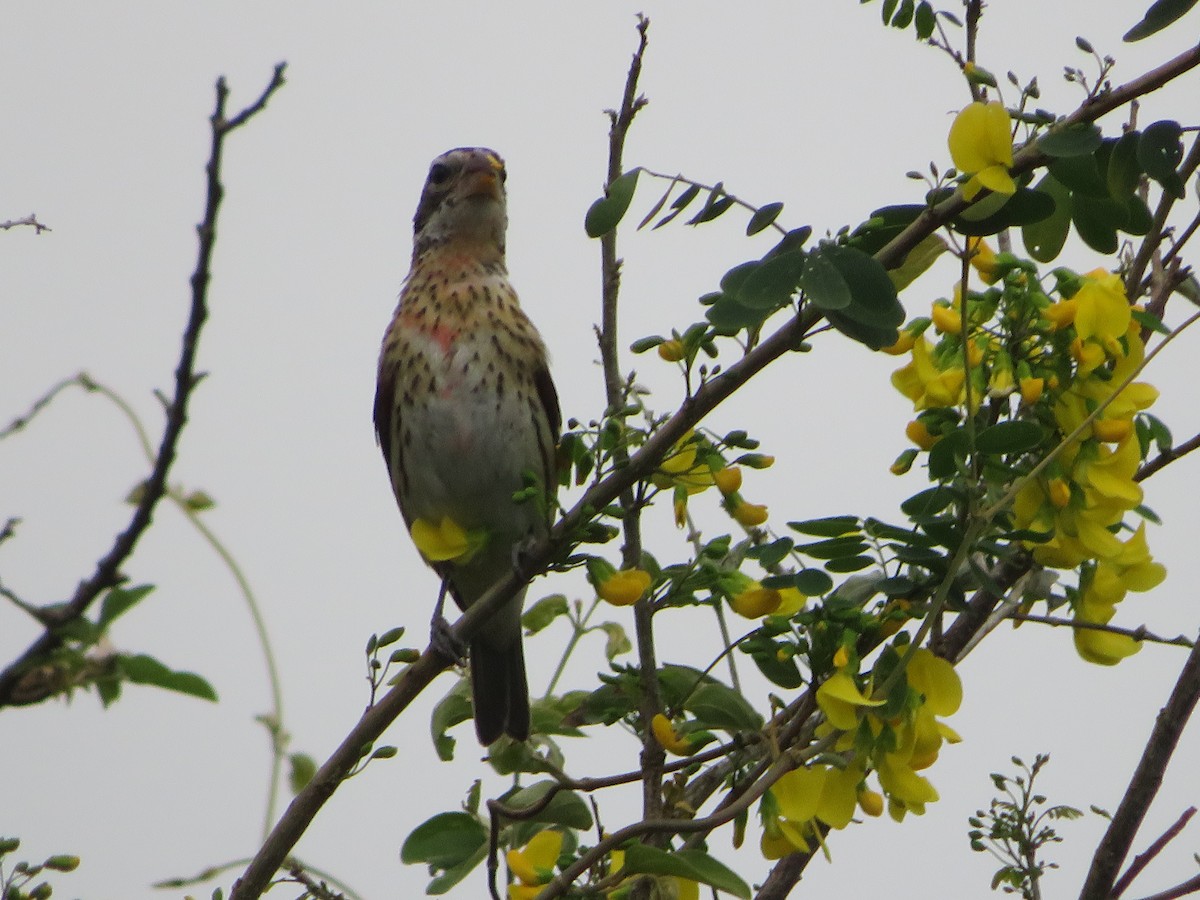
[{"left": 2, "top": 3, "right": 1198, "bottom": 898}]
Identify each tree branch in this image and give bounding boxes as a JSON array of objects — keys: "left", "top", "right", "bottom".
[
  {"left": 0, "top": 63, "right": 287, "bottom": 708},
  {"left": 1078, "top": 636, "right": 1200, "bottom": 898},
  {"left": 229, "top": 38, "right": 1200, "bottom": 900}
]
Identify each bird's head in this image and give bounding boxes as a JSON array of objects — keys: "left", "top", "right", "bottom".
[{"left": 412, "top": 147, "right": 508, "bottom": 258}]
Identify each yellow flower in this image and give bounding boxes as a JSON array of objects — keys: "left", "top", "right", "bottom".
[
  {"left": 651, "top": 713, "right": 696, "bottom": 756},
  {"left": 906, "top": 649, "right": 962, "bottom": 717},
  {"left": 653, "top": 432, "right": 716, "bottom": 495},
  {"left": 816, "top": 672, "right": 885, "bottom": 730},
  {"left": 731, "top": 584, "right": 783, "bottom": 618},
  {"left": 775, "top": 587, "right": 808, "bottom": 616},
  {"left": 858, "top": 788, "right": 885, "bottom": 817},
  {"left": 1092, "top": 418, "right": 1132, "bottom": 443},
  {"left": 1043, "top": 298, "right": 1078, "bottom": 330},
  {"left": 930, "top": 302, "right": 962, "bottom": 334},
  {"left": 948, "top": 101, "right": 1016, "bottom": 200},
  {"left": 714, "top": 466, "right": 743, "bottom": 495},
  {"left": 1074, "top": 270, "right": 1131, "bottom": 357},
  {"left": 881, "top": 329, "right": 917, "bottom": 356},
  {"left": 597, "top": 568, "right": 652, "bottom": 606},
  {"left": 1019, "top": 376, "right": 1045, "bottom": 405},
  {"left": 892, "top": 339, "right": 967, "bottom": 410},
  {"left": 410, "top": 516, "right": 483, "bottom": 563},
  {"left": 507, "top": 830, "right": 562, "bottom": 898},
  {"left": 966, "top": 237, "right": 1001, "bottom": 283},
  {"left": 657, "top": 339, "right": 685, "bottom": 362},
  {"left": 731, "top": 499, "right": 769, "bottom": 527}
]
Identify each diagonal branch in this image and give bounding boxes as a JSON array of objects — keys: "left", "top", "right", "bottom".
[
  {"left": 0, "top": 63, "right": 287, "bottom": 708},
  {"left": 229, "top": 39, "right": 1200, "bottom": 900},
  {"left": 1078, "top": 636, "right": 1200, "bottom": 899}
]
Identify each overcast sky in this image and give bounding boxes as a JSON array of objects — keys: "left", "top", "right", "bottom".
[{"left": 2, "top": 3, "right": 1199, "bottom": 898}]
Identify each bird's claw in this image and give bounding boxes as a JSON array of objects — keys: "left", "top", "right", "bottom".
[
  {"left": 511, "top": 536, "right": 539, "bottom": 581},
  {"left": 430, "top": 614, "right": 466, "bottom": 664}
]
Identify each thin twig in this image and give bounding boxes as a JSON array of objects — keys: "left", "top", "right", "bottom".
[
  {"left": 0, "top": 64, "right": 287, "bottom": 707},
  {"left": 1009, "top": 614, "right": 1195, "bottom": 650},
  {"left": 1078, "top": 637, "right": 1200, "bottom": 898},
  {"left": 1137, "top": 431, "right": 1200, "bottom": 482},
  {"left": 1112, "top": 807, "right": 1197, "bottom": 898},
  {"left": 0, "top": 213, "right": 51, "bottom": 234}
]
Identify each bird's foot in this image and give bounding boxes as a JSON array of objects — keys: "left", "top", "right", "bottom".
[
  {"left": 511, "top": 535, "right": 540, "bottom": 581},
  {"left": 430, "top": 613, "right": 466, "bottom": 664}
]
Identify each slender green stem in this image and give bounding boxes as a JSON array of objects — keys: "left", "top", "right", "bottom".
[
  {"left": 87, "top": 377, "right": 287, "bottom": 840},
  {"left": 543, "top": 598, "right": 601, "bottom": 697}
]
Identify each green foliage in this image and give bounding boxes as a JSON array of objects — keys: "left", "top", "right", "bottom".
[
  {"left": 968, "top": 755, "right": 1083, "bottom": 897},
  {"left": 0, "top": 837, "right": 80, "bottom": 900}
]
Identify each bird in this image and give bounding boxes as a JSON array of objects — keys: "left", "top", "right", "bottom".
[{"left": 374, "top": 147, "right": 561, "bottom": 745}]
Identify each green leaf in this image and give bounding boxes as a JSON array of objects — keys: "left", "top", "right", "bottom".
[
  {"left": 1138, "top": 121, "right": 1186, "bottom": 199},
  {"left": 975, "top": 421, "right": 1048, "bottom": 454},
  {"left": 620, "top": 845, "right": 751, "bottom": 899},
  {"left": 522, "top": 593, "right": 568, "bottom": 634},
  {"left": 425, "top": 844, "right": 487, "bottom": 895},
  {"left": 824, "top": 245, "right": 904, "bottom": 328},
  {"left": 1047, "top": 152, "right": 1109, "bottom": 198},
  {"left": 796, "top": 536, "right": 870, "bottom": 559},
  {"left": 504, "top": 781, "right": 594, "bottom": 829},
  {"left": 824, "top": 308, "right": 900, "bottom": 350},
  {"left": 891, "top": 0, "right": 915, "bottom": 28},
  {"left": 597, "top": 621, "right": 632, "bottom": 660},
  {"left": 1107, "top": 132, "right": 1143, "bottom": 199},
  {"left": 687, "top": 183, "right": 733, "bottom": 225},
  {"left": 1022, "top": 173, "right": 1072, "bottom": 262},
  {"left": 1037, "top": 123, "right": 1103, "bottom": 158},
  {"left": 1072, "top": 195, "right": 1119, "bottom": 253},
  {"left": 288, "top": 752, "right": 317, "bottom": 794},
  {"left": 914, "top": 1, "right": 936, "bottom": 38},
  {"left": 400, "top": 811, "right": 487, "bottom": 868},
  {"left": 901, "top": 486, "right": 956, "bottom": 518},
  {"left": 1132, "top": 308, "right": 1171, "bottom": 335},
  {"left": 794, "top": 568, "right": 835, "bottom": 596},
  {"left": 787, "top": 515, "right": 861, "bottom": 537},
  {"left": 584, "top": 168, "right": 641, "bottom": 238},
  {"left": 686, "top": 681, "right": 764, "bottom": 731},
  {"left": 430, "top": 680, "right": 473, "bottom": 761},
  {"left": 98, "top": 584, "right": 155, "bottom": 628},
  {"left": 1125, "top": 0, "right": 1200, "bottom": 40},
  {"left": 954, "top": 188, "right": 1056, "bottom": 236},
  {"left": 746, "top": 201, "right": 784, "bottom": 236},
  {"left": 888, "top": 233, "right": 948, "bottom": 292},
  {"left": 705, "top": 293, "right": 774, "bottom": 331},
  {"left": 800, "top": 251, "right": 852, "bottom": 311},
  {"left": 737, "top": 251, "right": 808, "bottom": 309},
  {"left": 117, "top": 654, "right": 217, "bottom": 701},
  {"left": 824, "top": 555, "right": 875, "bottom": 573}
]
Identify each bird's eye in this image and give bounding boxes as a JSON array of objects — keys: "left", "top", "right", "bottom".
[{"left": 428, "top": 163, "right": 451, "bottom": 185}]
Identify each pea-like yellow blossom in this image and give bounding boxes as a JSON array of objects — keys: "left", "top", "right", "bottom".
[
  {"left": 597, "top": 568, "right": 652, "bottom": 606},
  {"left": 731, "top": 584, "right": 783, "bottom": 618},
  {"left": 731, "top": 499, "right": 769, "bottom": 527},
  {"left": 714, "top": 466, "right": 743, "bottom": 495},
  {"left": 507, "top": 830, "right": 562, "bottom": 898},
  {"left": 948, "top": 101, "right": 1016, "bottom": 200},
  {"left": 651, "top": 713, "right": 695, "bottom": 756}
]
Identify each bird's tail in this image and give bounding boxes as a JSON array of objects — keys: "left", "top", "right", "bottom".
[{"left": 470, "top": 636, "right": 530, "bottom": 745}]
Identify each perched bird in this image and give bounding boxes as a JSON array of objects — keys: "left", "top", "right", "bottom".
[{"left": 374, "top": 148, "right": 560, "bottom": 745}]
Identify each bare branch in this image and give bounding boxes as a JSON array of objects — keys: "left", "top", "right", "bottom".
[
  {"left": 0, "top": 64, "right": 287, "bottom": 707},
  {"left": 1078, "top": 637, "right": 1200, "bottom": 898},
  {"left": 1137, "top": 431, "right": 1200, "bottom": 482},
  {"left": 1113, "top": 807, "right": 1196, "bottom": 898},
  {"left": 0, "top": 213, "right": 51, "bottom": 234}
]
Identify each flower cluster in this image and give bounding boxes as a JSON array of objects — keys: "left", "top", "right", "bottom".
[
  {"left": 890, "top": 257, "right": 1165, "bottom": 665},
  {"left": 652, "top": 430, "right": 773, "bottom": 529}
]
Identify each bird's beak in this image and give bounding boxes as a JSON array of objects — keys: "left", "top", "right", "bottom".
[{"left": 462, "top": 157, "right": 504, "bottom": 200}]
